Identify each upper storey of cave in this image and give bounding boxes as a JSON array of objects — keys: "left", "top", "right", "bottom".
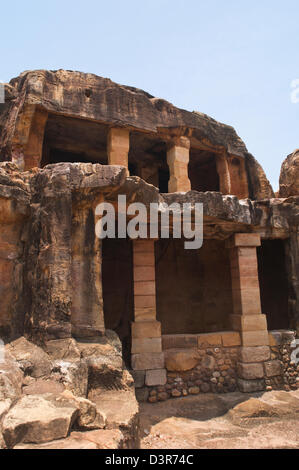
[{"left": 0, "top": 69, "right": 274, "bottom": 200}]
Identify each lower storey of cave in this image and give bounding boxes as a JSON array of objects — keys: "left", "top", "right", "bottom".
[{"left": 99, "top": 234, "right": 296, "bottom": 402}]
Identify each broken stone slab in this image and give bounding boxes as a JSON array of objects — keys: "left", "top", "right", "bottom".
[
  {"left": 88, "top": 389, "right": 139, "bottom": 448},
  {"left": 22, "top": 379, "right": 65, "bottom": 395},
  {"left": 61, "top": 390, "right": 106, "bottom": 430},
  {"left": 14, "top": 429, "right": 124, "bottom": 449},
  {"left": 2, "top": 393, "right": 79, "bottom": 448}
]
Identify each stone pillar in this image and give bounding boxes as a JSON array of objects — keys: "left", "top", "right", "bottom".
[
  {"left": 24, "top": 108, "right": 48, "bottom": 170},
  {"left": 167, "top": 137, "right": 191, "bottom": 193},
  {"left": 71, "top": 204, "right": 105, "bottom": 338},
  {"left": 107, "top": 127, "right": 130, "bottom": 174},
  {"left": 216, "top": 153, "right": 231, "bottom": 195},
  {"left": 131, "top": 239, "right": 166, "bottom": 387},
  {"left": 11, "top": 105, "right": 48, "bottom": 170},
  {"left": 227, "top": 233, "right": 270, "bottom": 392}
]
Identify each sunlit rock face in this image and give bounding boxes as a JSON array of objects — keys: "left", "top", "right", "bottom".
[{"left": 279, "top": 149, "right": 299, "bottom": 198}]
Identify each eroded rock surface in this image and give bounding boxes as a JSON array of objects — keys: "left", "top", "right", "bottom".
[
  {"left": 141, "top": 390, "right": 299, "bottom": 449},
  {"left": 279, "top": 149, "right": 299, "bottom": 197}
]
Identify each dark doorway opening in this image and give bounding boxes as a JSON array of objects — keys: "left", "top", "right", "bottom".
[
  {"left": 102, "top": 238, "right": 134, "bottom": 366},
  {"left": 155, "top": 239, "right": 233, "bottom": 334},
  {"left": 128, "top": 132, "right": 169, "bottom": 192},
  {"left": 41, "top": 114, "right": 108, "bottom": 167},
  {"left": 158, "top": 167, "right": 170, "bottom": 193},
  {"left": 189, "top": 150, "right": 220, "bottom": 192},
  {"left": 257, "top": 239, "right": 289, "bottom": 330}
]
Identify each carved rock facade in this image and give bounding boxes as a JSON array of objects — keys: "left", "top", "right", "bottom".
[{"left": 0, "top": 70, "right": 298, "bottom": 445}]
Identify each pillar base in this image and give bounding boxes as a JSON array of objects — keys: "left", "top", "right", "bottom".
[
  {"left": 131, "top": 352, "right": 165, "bottom": 371},
  {"left": 237, "top": 378, "right": 265, "bottom": 393}
]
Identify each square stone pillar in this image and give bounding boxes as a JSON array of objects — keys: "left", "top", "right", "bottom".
[
  {"left": 107, "top": 127, "right": 130, "bottom": 174},
  {"left": 216, "top": 153, "right": 231, "bottom": 195},
  {"left": 167, "top": 137, "right": 191, "bottom": 193},
  {"left": 227, "top": 233, "right": 270, "bottom": 392},
  {"left": 131, "top": 239, "right": 166, "bottom": 386}
]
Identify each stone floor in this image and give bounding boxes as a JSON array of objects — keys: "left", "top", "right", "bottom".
[{"left": 140, "top": 389, "right": 299, "bottom": 449}]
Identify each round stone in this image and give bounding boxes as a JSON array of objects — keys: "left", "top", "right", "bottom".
[
  {"left": 148, "top": 396, "right": 157, "bottom": 403},
  {"left": 157, "top": 391, "right": 169, "bottom": 401},
  {"left": 200, "top": 382, "right": 210, "bottom": 393}
]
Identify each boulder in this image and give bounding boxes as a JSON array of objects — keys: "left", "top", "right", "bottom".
[
  {"left": 2, "top": 393, "right": 79, "bottom": 448},
  {"left": 165, "top": 349, "right": 199, "bottom": 372},
  {"left": 0, "top": 353, "right": 23, "bottom": 401},
  {"left": 61, "top": 390, "right": 106, "bottom": 430},
  {"left": 228, "top": 397, "right": 278, "bottom": 423},
  {"left": 259, "top": 390, "right": 299, "bottom": 416},
  {"left": 88, "top": 389, "right": 139, "bottom": 448}
]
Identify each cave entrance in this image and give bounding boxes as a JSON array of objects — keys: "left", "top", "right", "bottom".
[
  {"left": 257, "top": 239, "right": 289, "bottom": 330},
  {"left": 102, "top": 238, "right": 134, "bottom": 367},
  {"left": 41, "top": 114, "right": 109, "bottom": 166},
  {"left": 155, "top": 239, "right": 233, "bottom": 334},
  {"left": 188, "top": 149, "right": 220, "bottom": 192}
]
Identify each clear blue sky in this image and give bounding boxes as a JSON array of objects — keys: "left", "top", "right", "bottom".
[{"left": 1, "top": 0, "right": 298, "bottom": 191}]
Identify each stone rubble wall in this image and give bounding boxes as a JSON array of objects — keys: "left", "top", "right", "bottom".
[
  {"left": 133, "top": 330, "right": 299, "bottom": 403},
  {"left": 268, "top": 330, "right": 299, "bottom": 392}
]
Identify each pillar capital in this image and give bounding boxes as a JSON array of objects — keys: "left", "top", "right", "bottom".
[
  {"left": 167, "top": 135, "right": 190, "bottom": 151},
  {"left": 226, "top": 233, "right": 261, "bottom": 249}
]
